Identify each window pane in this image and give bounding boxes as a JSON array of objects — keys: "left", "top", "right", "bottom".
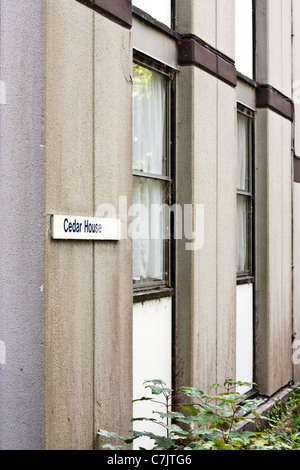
[
  {"left": 133, "top": 64, "right": 168, "bottom": 177},
  {"left": 132, "top": 0, "right": 171, "bottom": 28},
  {"left": 235, "top": 0, "right": 253, "bottom": 78},
  {"left": 237, "top": 195, "right": 250, "bottom": 275},
  {"left": 237, "top": 113, "right": 250, "bottom": 192},
  {"left": 132, "top": 176, "right": 170, "bottom": 286}
]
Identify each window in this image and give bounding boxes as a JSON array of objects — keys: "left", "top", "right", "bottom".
[
  {"left": 132, "top": 0, "right": 172, "bottom": 28},
  {"left": 237, "top": 107, "right": 254, "bottom": 277},
  {"left": 235, "top": 0, "right": 254, "bottom": 79},
  {"left": 132, "top": 61, "right": 172, "bottom": 289}
]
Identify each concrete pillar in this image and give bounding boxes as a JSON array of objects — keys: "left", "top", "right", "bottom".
[
  {"left": 0, "top": 0, "right": 45, "bottom": 450},
  {"left": 175, "top": 0, "right": 236, "bottom": 391}
]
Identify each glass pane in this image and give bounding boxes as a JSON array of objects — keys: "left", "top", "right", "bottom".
[
  {"left": 237, "top": 195, "right": 250, "bottom": 275},
  {"left": 132, "top": 0, "right": 171, "bottom": 28},
  {"left": 132, "top": 176, "right": 170, "bottom": 286},
  {"left": 237, "top": 112, "right": 250, "bottom": 192},
  {"left": 133, "top": 64, "right": 168, "bottom": 177},
  {"left": 235, "top": 0, "right": 253, "bottom": 78}
]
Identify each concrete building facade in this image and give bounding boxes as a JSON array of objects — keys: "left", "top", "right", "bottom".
[{"left": 0, "top": 0, "right": 299, "bottom": 450}]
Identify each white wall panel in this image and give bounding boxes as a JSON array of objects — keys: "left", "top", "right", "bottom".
[
  {"left": 293, "top": 183, "right": 300, "bottom": 382},
  {"left": 133, "top": 297, "right": 172, "bottom": 449},
  {"left": 236, "top": 283, "right": 253, "bottom": 392}
]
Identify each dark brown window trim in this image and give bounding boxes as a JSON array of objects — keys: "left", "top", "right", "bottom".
[
  {"left": 76, "top": 0, "right": 132, "bottom": 29},
  {"left": 178, "top": 35, "right": 237, "bottom": 88},
  {"left": 294, "top": 158, "right": 300, "bottom": 183},
  {"left": 133, "top": 287, "right": 174, "bottom": 303},
  {"left": 256, "top": 85, "right": 294, "bottom": 122}
]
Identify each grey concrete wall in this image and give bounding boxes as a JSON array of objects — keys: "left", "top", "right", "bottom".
[
  {"left": 293, "top": 183, "right": 300, "bottom": 382},
  {"left": 255, "top": 1, "right": 293, "bottom": 395},
  {"left": 175, "top": 0, "right": 236, "bottom": 391},
  {"left": 176, "top": 67, "right": 236, "bottom": 392},
  {"left": 0, "top": 0, "right": 45, "bottom": 450},
  {"left": 176, "top": 0, "right": 235, "bottom": 60},
  {"left": 256, "top": 0, "right": 292, "bottom": 98},
  {"left": 93, "top": 12, "right": 133, "bottom": 448},
  {"left": 44, "top": 0, "right": 132, "bottom": 449},
  {"left": 292, "top": 0, "right": 300, "bottom": 382},
  {"left": 255, "top": 109, "right": 293, "bottom": 395}
]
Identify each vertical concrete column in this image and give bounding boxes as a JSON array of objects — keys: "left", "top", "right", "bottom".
[
  {"left": 45, "top": 0, "right": 132, "bottom": 449},
  {"left": 292, "top": 0, "right": 300, "bottom": 383},
  {"left": 93, "top": 14, "right": 133, "bottom": 445},
  {"left": 255, "top": 1, "right": 293, "bottom": 395},
  {"left": 45, "top": 0, "right": 94, "bottom": 449},
  {"left": 255, "top": 110, "right": 293, "bottom": 394},
  {"left": 175, "top": 0, "right": 236, "bottom": 391},
  {"left": 256, "top": 0, "right": 292, "bottom": 97},
  {"left": 0, "top": 0, "right": 45, "bottom": 450}
]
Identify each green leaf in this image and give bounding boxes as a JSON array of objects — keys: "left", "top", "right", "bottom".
[
  {"left": 180, "top": 404, "right": 199, "bottom": 416},
  {"left": 179, "top": 386, "right": 204, "bottom": 399},
  {"left": 224, "top": 379, "right": 256, "bottom": 389},
  {"left": 196, "top": 411, "right": 222, "bottom": 426},
  {"left": 208, "top": 383, "right": 220, "bottom": 389},
  {"left": 132, "top": 417, "right": 157, "bottom": 422},
  {"left": 213, "top": 437, "right": 234, "bottom": 450},
  {"left": 102, "top": 443, "right": 127, "bottom": 450},
  {"left": 144, "top": 379, "right": 167, "bottom": 386},
  {"left": 132, "top": 397, "right": 153, "bottom": 403},
  {"left": 292, "top": 412, "right": 300, "bottom": 430},
  {"left": 164, "top": 423, "right": 189, "bottom": 436},
  {"left": 152, "top": 435, "right": 177, "bottom": 450},
  {"left": 153, "top": 410, "right": 187, "bottom": 421},
  {"left": 97, "top": 429, "right": 121, "bottom": 439},
  {"left": 145, "top": 384, "right": 173, "bottom": 395}
]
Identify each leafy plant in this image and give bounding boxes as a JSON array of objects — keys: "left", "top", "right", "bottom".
[
  {"left": 249, "top": 384, "right": 300, "bottom": 450},
  {"left": 97, "top": 380, "right": 300, "bottom": 450},
  {"left": 97, "top": 379, "right": 264, "bottom": 450}
]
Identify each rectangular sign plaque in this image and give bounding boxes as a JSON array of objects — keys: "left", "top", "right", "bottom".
[{"left": 51, "top": 215, "right": 121, "bottom": 241}]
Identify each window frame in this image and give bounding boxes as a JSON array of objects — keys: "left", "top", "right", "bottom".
[
  {"left": 132, "top": 53, "right": 175, "bottom": 293},
  {"left": 236, "top": 103, "right": 255, "bottom": 283},
  {"left": 235, "top": 0, "right": 256, "bottom": 81}
]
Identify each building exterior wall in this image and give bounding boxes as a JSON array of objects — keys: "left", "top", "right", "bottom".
[
  {"left": 44, "top": 0, "right": 133, "bottom": 449},
  {"left": 0, "top": 0, "right": 298, "bottom": 450},
  {"left": 293, "top": 0, "right": 300, "bottom": 383},
  {"left": 0, "top": 0, "right": 45, "bottom": 450},
  {"left": 255, "top": 109, "right": 293, "bottom": 394},
  {"left": 175, "top": 0, "right": 236, "bottom": 392},
  {"left": 254, "top": 0, "right": 293, "bottom": 395}
]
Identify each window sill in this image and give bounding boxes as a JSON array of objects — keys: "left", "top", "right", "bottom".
[
  {"left": 133, "top": 286, "right": 174, "bottom": 303},
  {"left": 236, "top": 276, "right": 254, "bottom": 285}
]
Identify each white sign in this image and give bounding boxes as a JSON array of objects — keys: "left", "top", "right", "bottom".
[{"left": 51, "top": 215, "right": 121, "bottom": 241}]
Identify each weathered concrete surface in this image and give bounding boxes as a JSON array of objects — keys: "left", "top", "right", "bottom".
[
  {"left": 44, "top": 0, "right": 133, "bottom": 449},
  {"left": 0, "top": 0, "right": 45, "bottom": 450},
  {"left": 175, "top": 64, "right": 236, "bottom": 391}
]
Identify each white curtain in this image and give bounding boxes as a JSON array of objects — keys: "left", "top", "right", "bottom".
[
  {"left": 237, "top": 196, "right": 248, "bottom": 274},
  {"left": 133, "top": 66, "right": 166, "bottom": 175},
  {"left": 132, "top": 65, "right": 167, "bottom": 283},
  {"left": 237, "top": 112, "right": 249, "bottom": 191},
  {"left": 237, "top": 113, "right": 249, "bottom": 274},
  {"left": 132, "top": 178, "right": 165, "bottom": 282}
]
